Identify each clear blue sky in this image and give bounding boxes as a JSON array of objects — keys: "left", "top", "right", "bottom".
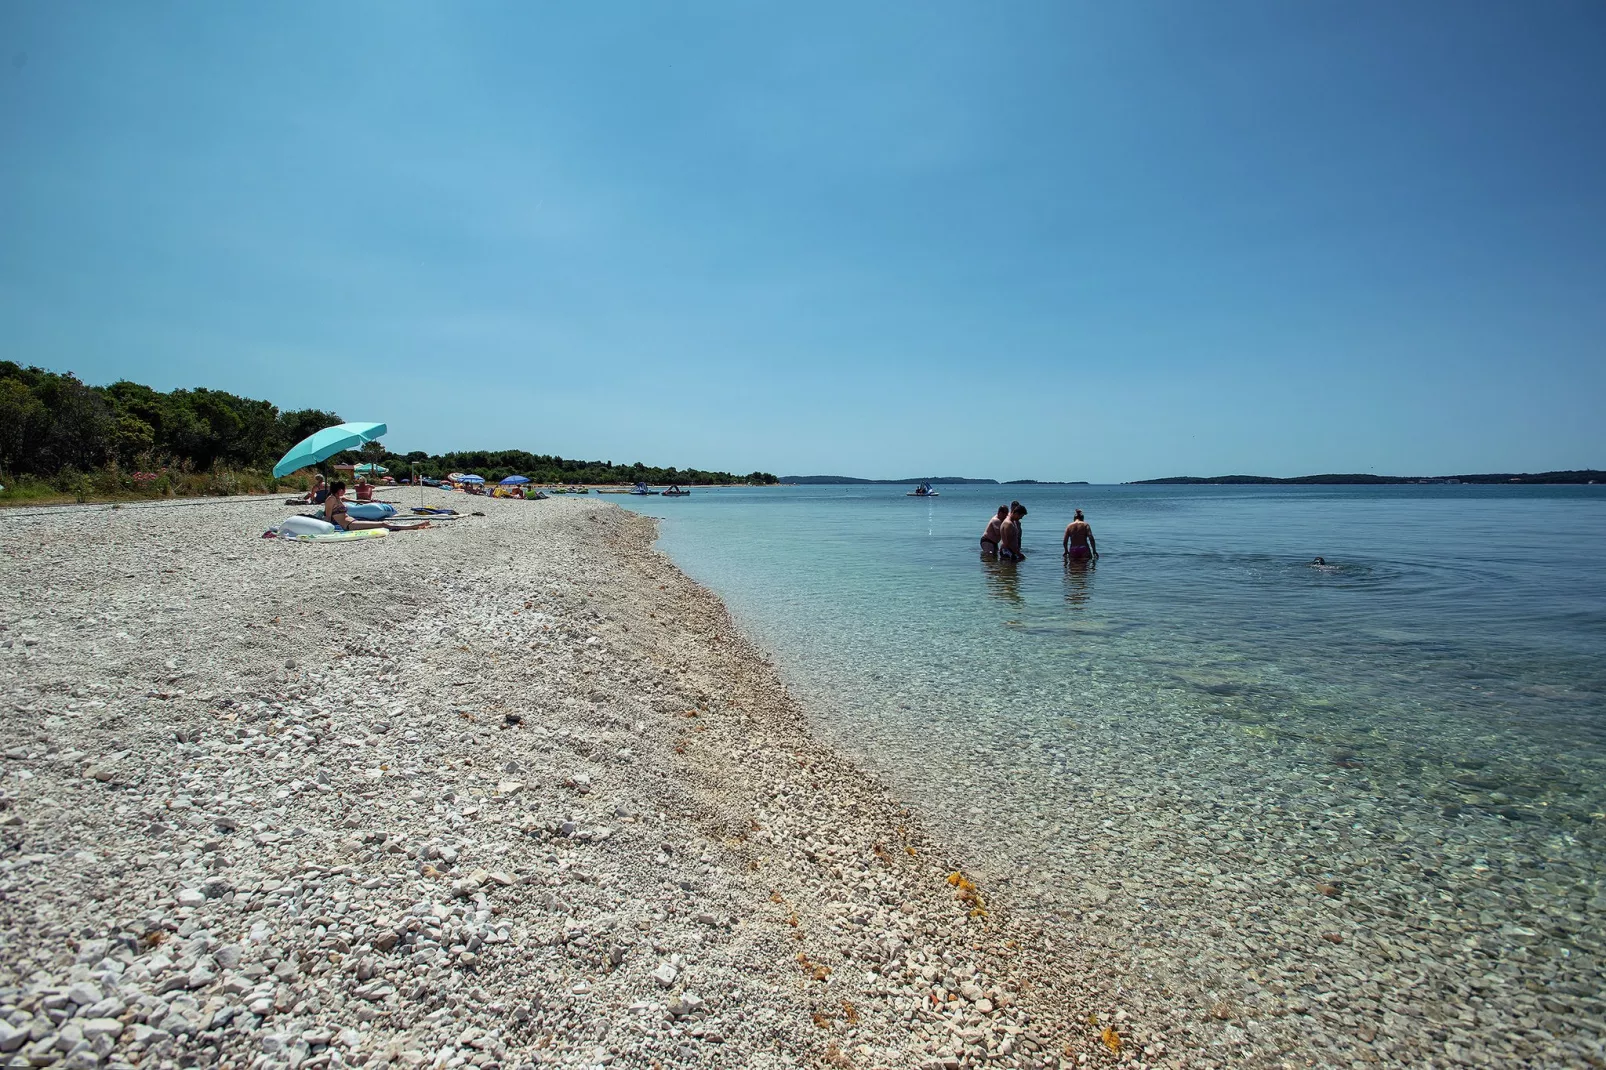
[{"left": 2, "top": 3, "right": 1603, "bottom": 482}]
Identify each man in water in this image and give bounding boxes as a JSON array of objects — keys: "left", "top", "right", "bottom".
[
  {"left": 1063, "top": 509, "right": 1097, "bottom": 561},
  {"left": 1000, "top": 502, "right": 1027, "bottom": 561},
  {"left": 980, "top": 506, "right": 1007, "bottom": 554}
]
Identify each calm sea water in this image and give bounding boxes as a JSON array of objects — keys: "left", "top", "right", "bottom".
[
  {"left": 614, "top": 482, "right": 1606, "bottom": 1055},
  {"left": 618, "top": 483, "right": 1605, "bottom": 767}
]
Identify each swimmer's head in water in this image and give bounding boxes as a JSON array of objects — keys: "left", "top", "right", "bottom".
[{"left": 1312, "top": 556, "right": 1326, "bottom": 566}]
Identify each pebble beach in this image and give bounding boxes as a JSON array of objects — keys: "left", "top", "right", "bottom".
[
  {"left": 0, "top": 493, "right": 1121, "bottom": 1070},
  {"left": 5, "top": 491, "right": 1599, "bottom": 1070}
]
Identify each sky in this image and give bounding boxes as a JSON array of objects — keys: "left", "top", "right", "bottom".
[{"left": 2, "top": 2, "right": 1603, "bottom": 483}]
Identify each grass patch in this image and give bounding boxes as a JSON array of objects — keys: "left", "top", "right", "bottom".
[{"left": 0, "top": 466, "right": 286, "bottom": 508}]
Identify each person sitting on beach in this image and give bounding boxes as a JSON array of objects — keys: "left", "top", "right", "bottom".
[
  {"left": 1063, "top": 509, "right": 1097, "bottom": 561},
  {"left": 355, "top": 478, "right": 375, "bottom": 501},
  {"left": 324, "top": 481, "right": 430, "bottom": 532},
  {"left": 294, "top": 475, "right": 329, "bottom": 504},
  {"left": 980, "top": 506, "right": 1007, "bottom": 555},
  {"left": 999, "top": 502, "right": 1027, "bottom": 561}
]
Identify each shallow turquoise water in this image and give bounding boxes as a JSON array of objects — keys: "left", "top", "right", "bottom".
[
  {"left": 620, "top": 483, "right": 1605, "bottom": 774},
  {"left": 616, "top": 482, "right": 1606, "bottom": 1057}
]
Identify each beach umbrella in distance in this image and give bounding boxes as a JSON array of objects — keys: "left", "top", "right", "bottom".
[
  {"left": 354, "top": 463, "right": 388, "bottom": 475},
  {"left": 458, "top": 474, "right": 485, "bottom": 484},
  {"left": 272, "top": 421, "right": 388, "bottom": 478},
  {"left": 500, "top": 475, "right": 530, "bottom": 485}
]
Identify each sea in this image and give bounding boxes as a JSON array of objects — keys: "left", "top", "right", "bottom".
[{"left": 613, "top": 482, "right": 1606, "bottom": 1060}]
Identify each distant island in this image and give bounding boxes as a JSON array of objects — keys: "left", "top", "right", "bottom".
[
  {"left": 781, "top": 476, "right": 1089, "bottom": 485},
  {"left": 1128, "top": 471, "right": 1604, "bottom": 485},
  {"left": 1004, "top": 479, "right": 1089, "bottom": 485}
]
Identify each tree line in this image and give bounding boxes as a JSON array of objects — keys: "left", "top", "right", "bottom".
[
  {"left": 389, "top": 448, "right": 775, "bottom": 487},
  {"left": 0, "top": 363, "right": 776, "bottom": 487},
  {"left": 0, "top": 362, "right": 339, "bottom": 478}
]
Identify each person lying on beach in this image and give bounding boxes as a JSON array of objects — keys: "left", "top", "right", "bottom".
[
  {"left": 999, "top": 502, "right": 1026, "bottom": 561},
  {"left": 1063, "top": 509, "right": 1097, "bottom": 561},
  {"left": 980, "top": 506, "right": 1007, "bottom": 554},
  {"left": 324, "top": 481, "right": 431, "bottom": 532}
]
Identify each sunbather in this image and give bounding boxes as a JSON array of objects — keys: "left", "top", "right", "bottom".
[
  {"left": 324, "top": 482, "right": 430, "bottom": 531},
  {"left": 293, "top": 475, "right": 329, "bottom": 504}
]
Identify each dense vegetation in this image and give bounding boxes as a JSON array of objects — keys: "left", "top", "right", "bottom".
[
  {"left": 0, "top": 363, "right": 775, "bottom": 501},
  {"left": 0, "top": 362, "right": 341, "bottom": 478}
]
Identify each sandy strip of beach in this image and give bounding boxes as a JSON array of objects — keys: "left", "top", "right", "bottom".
[{"left": 0, "top": 492, "right": 1130, "bottom": 1070}]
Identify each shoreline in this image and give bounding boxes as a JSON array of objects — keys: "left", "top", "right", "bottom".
[
  {"left": 583, "top": 492, "right": 1606, "bottom": 1069},
  {"left": 0, "top": 486, "right": 779, "bottom": 512},
  {"left": 0, "top": 492, "right": 1117, "bottom": 1069}
]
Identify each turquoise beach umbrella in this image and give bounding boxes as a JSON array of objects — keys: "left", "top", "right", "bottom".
[{"left": 272, "top": 421, "right": 388, "bottom": 478}]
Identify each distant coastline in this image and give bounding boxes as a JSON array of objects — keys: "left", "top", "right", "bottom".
[
  {"left": 781, "top": 475, "right": 1089, "bottom": 486},
  {"left": 1127, "top": 470, "right": 1604, "bottom": 486}
]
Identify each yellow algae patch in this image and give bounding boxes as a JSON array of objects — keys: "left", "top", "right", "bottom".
[
  {"left": 796, "top": 952, "right": 832, "bottom": 982},
  {"left": 947, "top": 871, "right": 988, "bottom": 917}
]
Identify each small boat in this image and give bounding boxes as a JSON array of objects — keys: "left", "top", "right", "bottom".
[
  {"left": 906, "top": 480, "right": 939, "bottom": 497},
  {"left": 661, "top": 485, "right": 690, "bottom": 497},
  {"left": 630, "top": 481, "right": 660, "bottom": 496}
]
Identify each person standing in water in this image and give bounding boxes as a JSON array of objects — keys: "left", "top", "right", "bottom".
[
  {"left": 1063, "top": 509, "right": 1097, "bottom": 561},
  {"left": 1000, "top": 501, "right": 1027, "bottom": 561},
  {"left": 980, "top": 506, "right": 1007, "bottom": 554}
]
